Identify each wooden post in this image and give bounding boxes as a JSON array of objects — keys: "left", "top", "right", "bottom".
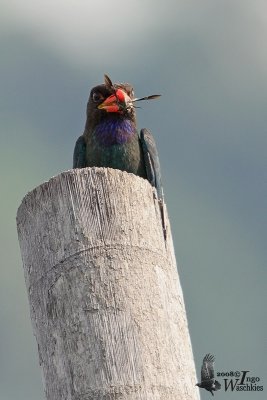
[{"left": 16, "top": 167, "right": 199, "bottom": 400}]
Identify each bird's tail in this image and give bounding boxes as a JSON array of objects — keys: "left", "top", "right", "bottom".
[{"left": 159, "top": 199, "right": 167, "bottom": 240}]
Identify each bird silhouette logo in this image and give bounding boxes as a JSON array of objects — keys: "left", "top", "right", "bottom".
[{"left": 196, "top": 354, "right": 221, "bottom": 396}]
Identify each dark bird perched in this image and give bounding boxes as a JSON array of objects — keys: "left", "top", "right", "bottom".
[
  {"left": 196, "top": 354, "right": 221, "bottom": 396},
  {"left": 73, "top": 74, "right": 165, "bottom": 235}
]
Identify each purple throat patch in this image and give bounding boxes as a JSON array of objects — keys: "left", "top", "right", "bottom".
[{"left": 94, "top": 119, "right": 135, "bottom": 146}]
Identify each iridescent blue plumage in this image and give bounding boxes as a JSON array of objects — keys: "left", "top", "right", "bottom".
[{"left": 94, "top": 119, "right": 135, "bottom": 147}]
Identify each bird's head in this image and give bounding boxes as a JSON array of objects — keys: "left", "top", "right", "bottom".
[
  {"left": 85, "top": 75, "right": 136, "bottom": 130},
  {"left": 85, "top": 74, "right": 160, "bottom": 130}
]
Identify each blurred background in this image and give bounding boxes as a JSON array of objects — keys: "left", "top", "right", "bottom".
[{"left": 1, "top": 1, "right": 266, "bottom": 399}]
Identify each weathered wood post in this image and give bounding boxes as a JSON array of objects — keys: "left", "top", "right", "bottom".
[{"left": 17, "top": 167, "right": 199, "bottom": 400}]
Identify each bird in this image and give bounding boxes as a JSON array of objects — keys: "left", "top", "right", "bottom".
[
  {"left": 196, "top": 354, "right": 221, "bottom": 396},
  {"left": 73, "top": 74, "right": 165, "bottom": 235}
]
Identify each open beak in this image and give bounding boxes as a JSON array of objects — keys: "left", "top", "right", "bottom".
[{"left": 98, "top": 89, "right": 132, "bottom": 113}]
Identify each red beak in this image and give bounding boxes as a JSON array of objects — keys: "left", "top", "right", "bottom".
[{"left": 98, "top": 89, "right": 132, "bottom": 113}]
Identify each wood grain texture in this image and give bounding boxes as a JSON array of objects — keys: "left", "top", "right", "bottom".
[{"left": 17, "top": 167, "right": 200, "bottom": 400}]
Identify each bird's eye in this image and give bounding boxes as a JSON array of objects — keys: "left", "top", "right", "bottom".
[{"left": 92, "top": 92, "right": 104, "bottom": 102}]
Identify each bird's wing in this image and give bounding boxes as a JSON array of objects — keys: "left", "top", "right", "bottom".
[
  {"left": 201, "top": 354, "right": 215, "bottom": 381},
  {"left": 140, "top": 128, "right": 163, "bottom": 201},
  {"left": 73, "top": 135, "right": 86, "bottom": 168}
]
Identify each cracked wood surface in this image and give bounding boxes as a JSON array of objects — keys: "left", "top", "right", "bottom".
[{"left": 17, "top": 167, "right": 199, "bottom": 400}]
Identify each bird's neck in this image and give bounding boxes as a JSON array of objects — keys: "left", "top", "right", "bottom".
[{"left": 92, "top": 118, "right": 136, "bottom": 147}]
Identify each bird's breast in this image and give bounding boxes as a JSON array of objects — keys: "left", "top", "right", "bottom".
[{"left": 85, "top": 119, "right": 146, "bottom": 178}]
